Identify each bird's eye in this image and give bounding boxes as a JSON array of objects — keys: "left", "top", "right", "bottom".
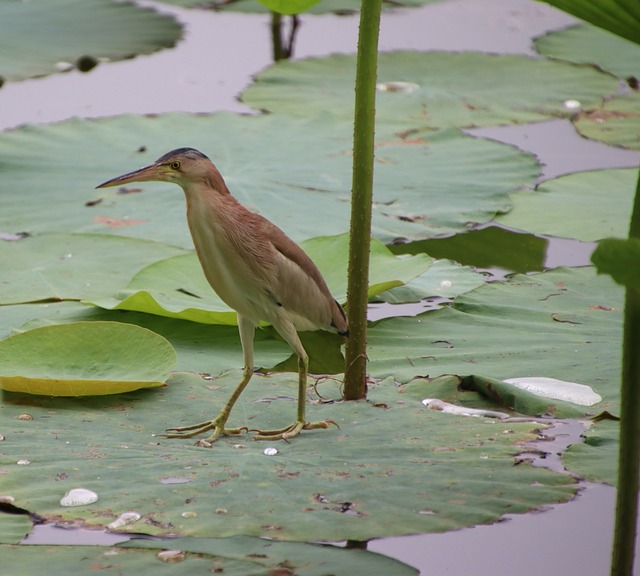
[{"left": 170, "top": 161, "right": 181, "bottom": 170}]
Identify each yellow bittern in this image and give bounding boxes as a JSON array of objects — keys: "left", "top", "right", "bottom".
[{"left": 97, "top": 148, "right": 348, "bottom": 443}]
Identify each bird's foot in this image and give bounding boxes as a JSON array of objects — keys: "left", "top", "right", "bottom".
[
  {"left": 164, "top": 417, "right": 247, "bottom": 445},
  {"left": 251, "top": 419, "right": 339, "bottom": 442}
]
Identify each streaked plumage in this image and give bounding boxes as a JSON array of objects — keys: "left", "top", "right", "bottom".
[{"left": 97, "top": 147, "right": 347, "bottom": 443}]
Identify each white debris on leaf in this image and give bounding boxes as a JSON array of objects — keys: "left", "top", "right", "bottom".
[
  {"left": 157, "top": 550, "right": 185, "bottom": 563},
  {"left": 376, "top": 81, "right": 420, "bottom": 93},
  {"left": 107, "top": 511, "right": 141, "bottom": 530},
  {"left": 263, "top": 447, "right": 278, "bottom": 456},
  {"left": 422, "top": 398, "right": 508, "bottom": 419},
  {"left": 563, "top": 99, "right": 582, "bottom": 111},
  {"left": 60, "top": 488, "right": 98, "bottom": 507},
  {"left": 503, "top": 377, "right": 602, "bottom": 406}
]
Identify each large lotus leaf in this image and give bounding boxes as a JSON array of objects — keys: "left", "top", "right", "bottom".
[
  {"left": 241, "top": 51, "right": 619, "bottom": 130},
  {"left": 0, "top": 0, "right": 181, "bottom": 84},
  {"left": 367, "top": 266, "right": 623, "bottom": 410},
  {"left": 89, "top": 234, "right": 431, "bottom": 323},
  {"left": 563, "top": 419, "right": 618, "bottom": 485},
  {"left": 0, "top": 372, "right": 575, "bottom": 542},
  {"left": 160, "top": 0, "right": 440, "bottom": 14},
  {"left": 0, "top": 538, "right": 417, "bottom": 575},
  {"left": 0, "top": 234, "right": 186, "bottom": 305},
  {"left": 0, "top": 322, "right": 176, "bottom": 396},
  {"left": 535, "top": 24, "right": 640, "bottom": 80},
  {"left": 537, "top": 0, "right": 640, "bottom": 45},
  {"left": 573, "top": 92, "right": 640, "bottom": 150},
  {"left": 0, "top": 113, "right": 539, "bottom": 244},
  {"left": 496, "top": 168, "right": 636, "bottom": 241}
]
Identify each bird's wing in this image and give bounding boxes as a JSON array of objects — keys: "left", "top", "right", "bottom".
[{"left": 266, "top": 222, "right": 348, "bottom": 335}]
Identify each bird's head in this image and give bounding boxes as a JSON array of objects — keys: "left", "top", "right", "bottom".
[{"left": 96, "top": 148, "right": 216, "bottom": 190}]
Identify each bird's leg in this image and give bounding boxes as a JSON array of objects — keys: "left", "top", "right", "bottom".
[
  {"left": 252, "top": 326, "right": 338, "bottom": 441},
  {"left": 165, "top": 316, "right": 257, "bottom": 444}
]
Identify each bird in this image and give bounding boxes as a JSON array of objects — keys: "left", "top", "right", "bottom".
[{"left": 97, "top": 148, "right": 348, "bottom": 443}]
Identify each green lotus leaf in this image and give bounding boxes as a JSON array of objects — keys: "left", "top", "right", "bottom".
[
  {"left": 0, "top": 513, "right": 31, "bottom": 546},
  {"left": 241, "top": 51, "right": 619, "bottom": 130},
  {"left": 0, "top": 322, "right": 176, "bottom": 396},
  {"left": 563, "top": 419, "right": 619, "bottom": 485},
  {"left": 573, "top": 93, "right": 640, "bottom": 150},
  {"left": 0, "top": 537, "right": 417, "bottom": 575},
  {"left": 1, "top": 372, "right": 575, "bottom": 542},
  {"left": 496, "top": 168, "right": 636, "bottom": 241},
  {"left": 368, "top": 266, "right": 622, "bottom": 410},
  {"left": 0, "top": 233, "right": 186, "bottom": 305},
  {"left": 0, "top": 113, "right": 539, "bottom": 245},
  {"left": 0, "top": 302, "right": 96, "bottom": 341},
  {"left": 375, "top": 259, "right": 485, "bottom": 304},
  {"left": 12, "top": 307, "right": 294, "bottom": 376},
  {"left": 535, "top": 24, "right": 640, "bottom": 80},
  {"left": 0, "top": 0, "right": 181, "bottom": 84}
]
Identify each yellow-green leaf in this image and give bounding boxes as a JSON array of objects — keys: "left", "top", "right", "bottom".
[{"left": 0, "top": 322, "right": 176, "bottom": 396}]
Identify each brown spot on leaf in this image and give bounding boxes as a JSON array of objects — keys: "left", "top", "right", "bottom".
[
  {"left": 94, "top": 216, "right": 147, "bottom": 228},
  {"left": 582, "top": 108, "right": 639, "bottom": 123}
]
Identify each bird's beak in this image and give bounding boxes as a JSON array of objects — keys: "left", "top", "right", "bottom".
[{"left": 96, "top": 163, "right": 169, "bottom": 189}]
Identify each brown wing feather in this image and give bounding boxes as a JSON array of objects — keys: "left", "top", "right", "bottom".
[{"left": 265, "top": 222, "right": 348, "bottom": 335}]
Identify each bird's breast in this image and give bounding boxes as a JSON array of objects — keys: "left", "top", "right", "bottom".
[{"left": 185, "top": 200, "right": 273, "bottom": 323}]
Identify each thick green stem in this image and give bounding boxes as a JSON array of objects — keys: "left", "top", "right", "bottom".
[
  {"left": 611, "top": 165, "right": 640, "bottom": 576},
  {"left": 343, "top": 0, "right": 382, "bottom": 400}
]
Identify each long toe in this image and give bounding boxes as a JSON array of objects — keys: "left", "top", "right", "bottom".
[
  {"left": 252, "top": 419, "right": 338, "bottom": 441},
  {"left": 164, "top": 417, "right": 247, "bottom": 444}
]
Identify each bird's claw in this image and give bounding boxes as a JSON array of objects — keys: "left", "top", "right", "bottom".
[
  {"left": 251, "top": 419, "right": 339, "bottom": 441},
  {"left": 164, "top": 418, "right": 247, "bottom": 445}
]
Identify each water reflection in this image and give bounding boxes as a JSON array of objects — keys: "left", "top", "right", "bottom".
[{"left": 389, "top": 223, "right": 595, "bottom": 278}]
